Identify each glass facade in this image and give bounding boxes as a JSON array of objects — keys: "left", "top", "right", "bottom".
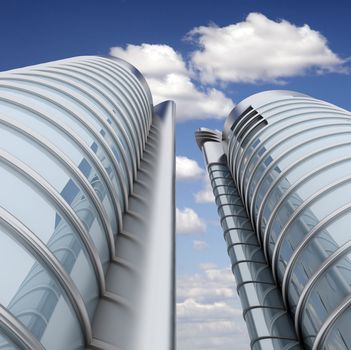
[
  {"left": 208, "top": 162, "right": 300, "bottom": 349},
  {"left": 196, "top": 90, "right": 351, "bottom": 349},
  {"left": 0, "top": 55, "right": 169, "bottom": 350}
]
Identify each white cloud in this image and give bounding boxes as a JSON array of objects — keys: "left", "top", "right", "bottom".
[
  {"left": 176, "top": 207, "right": 206, "bottom": 234},
  {"left": 193, "top": 240, "right": 208, "bottom": 251},
  {"left": 110, "top": 43, "right": 233, "bottom": 121},
  {"left": 177, "top": 264, "right": 249, "bottom": 350},
  {"left": 194, "top": 175, "right": 215, "bottom": 203},
  {"left": 178, "top": 298, "right": 240, "bottom": 319},
  {"left": 176, "top": 156, "right": 203, "bottom": 180},
  {"left": 177, "top": 264, "right": 235, "bottom": 302},
  {"left": 188, "top": 12, "right": 347, "bottom": 84}
]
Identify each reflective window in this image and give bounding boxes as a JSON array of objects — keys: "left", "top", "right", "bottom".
[
  {"left": 209, "top": 164, "right": 228, "bottom": 172},
  {"left": 245, "top": 308, "right": 296, "bottom": 340},
  {"left": 259, "top": 142, "right": 351, "bottom": 238},
  {"left": 246, "top": 122, "right": 351, "bottom": 207},
  {"left": 0, "top": 81, "right": 132, "bottom": 190},
  {"left": 233, "top": 261, "right": 273, "bottom": 286},
  {"left": 0, "top": 161, "right": 100, "bottom": 316},
  {"left": 218, "top": 204, "right": 247, "bottom": 218},
  {"left": 276, "top": 182, "right": 351, "bottom": 283},
  {"left": 0, "top": 123, "right": 115, "bottom": 241},
  {"left": 322, "top": 305, "right": 351, "bottom": 349},
  {"left": 252, "top": 338, "right": 301, "bottom": 350},
  {"left": 89, "top": 58, "right": 150, "bottom": 131},
  {"left": 0, "top": 98, "right": 124, "bottom": 213},
  {"left": 222, "top": 216, "right": 252, "bottom": 232},
  {"left": 288, "top": 212, "right": 351, "bottom": 308},
  {"left": 211, "top": 177, "right": 233, "bottom": 187},
  {"left": 255, "top": 141, "right": 351, "bottom": 222},
  {"left": 268, "top": 161, "right": 351, "bottom": 260},
  {"left": 225, "top": 229, "right": 257, "bottom": 247},
  {"left": 0, "top": 330, "right": 22, "bottom": 350},
  {"left": 60, "top": 63, "right": 145, "bottom": 144},
  {"left": 301, "top": 251, "right": 351, "bottom": 346},
  {"left": 23, "top": 70, "right": 140, "bottom": 170},
  {"left": 213, "top": 185, "right": 237, "bottom": 197},
  {"left": 237, "top": 110, "right": 334, "bottom": 187},
  {"left": 0, "top": 223, "right": 84, "bottom": 349}
]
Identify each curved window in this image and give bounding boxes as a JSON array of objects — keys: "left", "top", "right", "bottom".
[
  {"left": 0, "top": 55, "right": 153, "bottom": 350},
  {"left": 0, "top": 330, "right": 22, "bottom": 350},
  {"left": 60, "top": 62, "right": 144, "bottom": 149},
  {"left": 255, "top": 139, "right": 351, "bottom": 224},
  {"left": 234, "top": 107, "right": 348, "bottom": 187},
  {"left": 301, "top": 250, "right": 351, "bottom": 346},
  {"left": 259, "top": 141, "right": 351, "bottom": 239},
  {"left": 19, "top": 70, "right": 139, "bottom": 173},
  {"left": 269, "top": 161, "right": 351, "bottom": 267},
  {"left": 0, "top": 161, "right": 100, "bottom": 316},
  {"left": 287, "top": 212, "right": 351, "bottom": 309},
  {"left": 90, "top": 57, "right": 151, "bottom": 134},
  {"left": 0, "top": 98, "right": 124, "bottom": 211},
  {"left": 321, "top": 305, "right": 351, "bottom": 349},
  {"left": 0, "top": 223, "right": 84, "bottom": 349},
  {"left": 0, "top": 82, "right": 131, "bottom": 191},
  {"left": 275, "top": 178, "right": 351, "bottom": 283},
  {"left": 246, "top": 121, "right": 351, "bottom": 208},
  {"left": 41, "top": 66, "right": 139, "bottom": 161},
  {"left": 0, "top": 122, "right": 114, "bottom": 235},
  {"left": 222, "top": 91, "right": 351, "bottom": 350},
  {"left": 76, "top": 60, "right": 146, "bottom": 150}
]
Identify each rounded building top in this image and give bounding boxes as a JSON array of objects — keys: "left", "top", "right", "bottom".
[
  {"left": 223, "top": 90, "right": 309, "bottom": 140},
  {"left": 104, "top": 55, "right": 153, "bottom": 107}
]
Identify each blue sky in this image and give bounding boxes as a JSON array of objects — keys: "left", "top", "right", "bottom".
[{"left": 2, "top": 1, "right": 351, "bottom": 349}]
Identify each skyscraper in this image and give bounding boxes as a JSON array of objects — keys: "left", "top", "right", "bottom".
[
  {"left": 0, "top": 56, "right": 175, "bottom": 350},
  {"left": 196, "top": 90, "right": 351, "bottom": 349}
]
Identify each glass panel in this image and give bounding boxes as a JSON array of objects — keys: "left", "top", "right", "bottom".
[
  {"left": 239, "top": 282, "right": 284, "bottom": 311},
  {"left": 211, "top": 177, "right": 233, "bottom": 187},
  {"left": 222, "top": 216, "right": 252, "bottom": 232},
  {"left": 213, "top": 185, "right": 237, "bottom": 197},
  {"left": 98, "top": 56, "right": 152, "bottom": 111},
  {"left": 215, "top": 194, "right": 241, "bottom": 206},
  {"left": 233, "top": 261, "right": 274, "bottom": 286},
  {"left": 241, "top": 112, "right": 348, "bottom": 177},
  {"left": 86, "top": 58, "right": 149, "bottom": 133},
  {"left": 218, "top": 204, "right": 247, "bottom": 218},
  {"left": 246, "top": 122, "right": 351, "bottom": 207},
  {"left": 301, "top": 251, "right": 351, "bottom": 346},
  {"left": 0, "top": 85, "right": 129, "bottom": 196},
  {"left": 253, "top": 338, "right": 301, "bottom": 350},
  {"left": 228, "top": 244, "right": 265, "bottom": 265},
  {"left": 19, "top": 72, "right": 139, "bottom": 171},
  {"left": 245, "top": 308, "right": 296, "bottom": 340},
  {"left": 0, "top": 330, "right": 22, "bottom": 350},
  {"left": 0, "top": 123, "right": 115, "bottom": 243},
  {"left": 268, "top": 161, "right": 351, "bottom": 263},
  {"left": 0, "top": 98, "right": 124, "bottom": 213},
  {"left": 53, "top": 64, "right": 142, "bottom": 149},
  {"left": 0, "top": 161, "right": 100, "bottom": 317},
  {"left": 255, "top": 141, "right": 351, "bottom": 224},
  {"left": 322, "top": 305, "right": 351, "bottom": 350},
  {"left": 276, "top": 182, "right": 351, "bottom": 284},
  {"left": 288, "top": 213, "right": 351, "bottom": 310},
  {"left": 259, "top": 142, "right": 351, "bottom": 239},
  {"left": 208, "top": 164, "right": 228, "bottom": 172},
  {"left": 224, "top": 229, "right": 257, "bottom": 247},
  {"left": 0, "top": 223, "right": 84, "bottom": 349}
]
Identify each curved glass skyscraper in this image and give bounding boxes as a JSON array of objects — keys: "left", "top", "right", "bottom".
[
  {"left": 196, "top": 90, "right": 351, "bottom": 349},
  {"left": 0, "top": 56, "right": 175, "bottom": 350}
]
